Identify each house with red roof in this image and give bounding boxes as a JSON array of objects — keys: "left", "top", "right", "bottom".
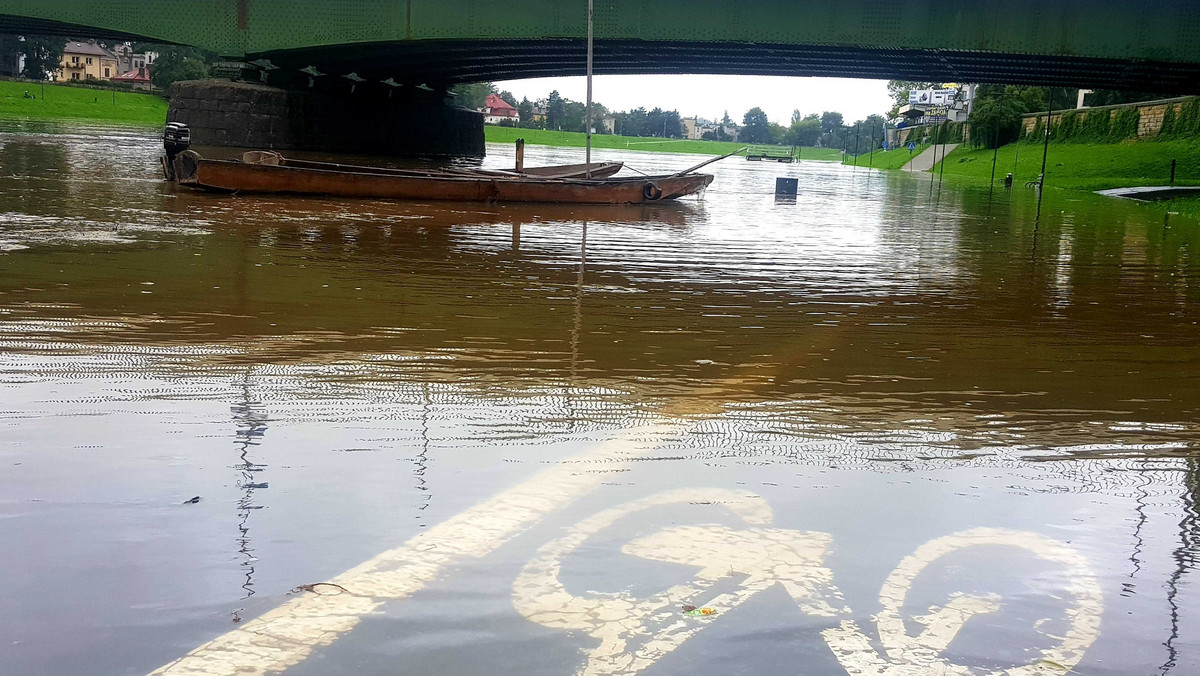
[
  {"left": 481, "top": 93, "right": 520, "bottom": 125},
  {"left": 112, "top": 66, "right": 152, "bottom": 91}
]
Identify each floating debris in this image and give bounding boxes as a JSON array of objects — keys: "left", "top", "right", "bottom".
[{"left": 182, "top": 496, "right": 201, "bottom": 504}]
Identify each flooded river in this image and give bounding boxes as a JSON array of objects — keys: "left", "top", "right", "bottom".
[{"left": 2, "top": 122, "right": 1199, "bottom": 675}]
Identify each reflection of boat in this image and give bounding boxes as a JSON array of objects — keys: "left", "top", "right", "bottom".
[
  {"left": 171, "top": 150, "right": 713, "bottom": 205},
  {"left": 241, "top": 150, "right": 625, "bottom": 180}
]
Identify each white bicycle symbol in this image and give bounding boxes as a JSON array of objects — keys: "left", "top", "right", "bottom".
[{"left": 514, "top": 489, "right": 1102, "bottom": 676}]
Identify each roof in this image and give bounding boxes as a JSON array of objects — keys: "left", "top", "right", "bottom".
[
  {"left": 483, "top": 93, "right": 517, "bottom": 114},
  {"left": 64, "top": 41, "right": 115, "bottom": 58},
  {"left": 112, "top": 67, "right": 151, "bottom": 83}
]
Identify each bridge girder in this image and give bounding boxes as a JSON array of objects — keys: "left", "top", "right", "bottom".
[{"left": 2, "top": 1, "right": 1200, "bottom": 92}]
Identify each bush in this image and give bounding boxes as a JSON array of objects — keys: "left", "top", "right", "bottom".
[
  {"left": 1175, "top": 99, "right": 1200, "bottom": 137},
  {"left": 1057, "top": 110, "right": 1082, "bottom": 141},
  {"left": 1024, "top": 117, "right": 1045, "bottom": 144},
  {"left": 1159, "top": 104, "right": 1176, "bottom": 137},
  {"left": 1079, "top": 109, "right": 1111, "bottom": 142},
  {"left": 1108, "top": 107, "right": 1140, "bottom": 141}
]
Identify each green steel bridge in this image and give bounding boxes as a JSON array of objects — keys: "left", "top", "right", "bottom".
[{"left": 3, "top": 0, "right": 1200, "bottom": 92}]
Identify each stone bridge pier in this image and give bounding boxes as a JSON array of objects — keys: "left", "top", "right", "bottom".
[{"left": 167, "top": 80, "right": 485, "bottom": 158}]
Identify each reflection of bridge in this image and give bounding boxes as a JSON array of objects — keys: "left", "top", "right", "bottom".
[
  {"left": 5, "top": 1, "right": 1200, "bottom": 90},
  {"left": 6, "top": 1, "right": 1200, "bottom": 155}
]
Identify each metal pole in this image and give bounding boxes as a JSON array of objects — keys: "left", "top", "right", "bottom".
[
  {"left": 938, "top": 122, "right": 948, "bottom": 187},
  {"left": 853, "top": 123, "right": 860, "bottom": 167},
  {"left": 584, "top": 0, "right": 594, "bottom": 179},
  {"left": 1171, "top": 159, "right": 1177, "bottom": 184},
  {"left": 1037, "top": 91, "right": 1052, "bottom": 218},
  {"left": 989, "top": 126, "right": 999, "bottom": 199},
  {"left": 868, "top": 119, "right": 877, "bottom": 169}
]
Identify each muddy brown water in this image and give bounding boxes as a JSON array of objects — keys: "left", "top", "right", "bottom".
[{"left": 2, "top": 121, "right": 1199, "bottom": 675}]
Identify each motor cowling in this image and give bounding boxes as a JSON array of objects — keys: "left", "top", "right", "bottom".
[{"left": 162, "top": 123, "right": 191, "bottom": 181}]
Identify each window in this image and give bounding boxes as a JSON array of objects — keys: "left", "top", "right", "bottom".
[
  {"left": 86, "top": 57, "right": 93, "bottom": 65},
  {"left": 72, "top": 56, "right": 80, "bottom": 64},
  {"left": 104, "top": 68, "right": 110, "bottom": 77},
  {"left": 71, "top": 72, "right": 79, "bottom": 80}
]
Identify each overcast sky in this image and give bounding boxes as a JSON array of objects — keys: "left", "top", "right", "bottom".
[{"left": 496, "top": 74, "right": 894, "bottom": 124}]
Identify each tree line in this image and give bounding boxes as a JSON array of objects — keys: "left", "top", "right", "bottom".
[{"left": 455, "top": 82, "right": 882, "bottom": 148}]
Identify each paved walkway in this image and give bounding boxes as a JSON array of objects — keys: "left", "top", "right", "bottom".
[{"left": 901, "top": 144, "right": 959, "bottom": 172}]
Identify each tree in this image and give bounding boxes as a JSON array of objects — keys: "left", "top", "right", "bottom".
[
  {"left": 969, "top": 84, "right": 1035, "bottom": 147},
  {"left": 449, "top": 82, "right": 494, "bottom": 110},
  {"left": 546, "top": 90, "right": 565, "bottom": 130},
  {"left": 20, "top": 35, "right": 65, "bottom": 81},
  {"left": 786, "top": 113, "right": 822, "bottom": 146},
  {"left": 517, "top": 97, "right": 534, "bottom": 124},
  {"left": 740, "top": 107, "right": 772, "bottom": 144},
  {"left": 562, "top": 99, "right": 587, "bottom": 132},
  {"left": 767, "top": 122, "right": 787, "bottom": 145},
  {"left": 617, "top": 107, "right": 648, "bottom": 136},
  {"left": 820, "top": 111, "right": 843, "bottom": 134},
  {"left": 144, "top": 45, "right": 211, "bottom": 91}
]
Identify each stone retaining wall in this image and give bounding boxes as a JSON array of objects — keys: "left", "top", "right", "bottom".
[
  {"left": 1020, "top": 96, "right": 1196, "bottom": 139},
  {"left": 168, "top": 80, "right": 484, "bottom": 157}
]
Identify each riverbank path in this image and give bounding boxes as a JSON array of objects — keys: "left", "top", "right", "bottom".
[{"left": 902, "top": 144, "right": 958, "bottom": 172}]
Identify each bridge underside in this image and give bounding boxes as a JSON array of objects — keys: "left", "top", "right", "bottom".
[
  {"left": 4, "top": 10, "right": 1200, "bottom": 94},
  {"left": 252, "top": 39, "right": 1200, "bottom": 94}
]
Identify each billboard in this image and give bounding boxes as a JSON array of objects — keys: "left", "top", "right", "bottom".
[{"left": 909, "top": 88, "right": 958, "bottom": 106}]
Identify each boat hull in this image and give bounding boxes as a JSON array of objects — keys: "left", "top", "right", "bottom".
[
  {"left": 241, "top": 151, "right": 624, "bottom": 180},
  {"left": 176, "top": 155, "right": 712, "bottom": 205}
]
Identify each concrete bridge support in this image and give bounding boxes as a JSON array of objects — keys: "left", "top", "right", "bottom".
[{"left": 166, "top": 80, "right": 484, "bottom": 158}]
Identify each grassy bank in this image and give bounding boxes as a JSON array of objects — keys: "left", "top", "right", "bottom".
[
  {"left": 0, "top": 80, "right": 167, "bottom": 126},
  {"left": 931, "top": 140, "right": 1200, "bottom": 191},
  {"left": 843, "top": 145, "right": 929, "bottom": 171},
  {"left": 484, "top": 125, "right": 841, "bottom": 160}
]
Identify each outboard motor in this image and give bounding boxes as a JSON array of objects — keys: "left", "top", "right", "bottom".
[{"left": 162, "top": 123, "right": 191, "bottom": 181}]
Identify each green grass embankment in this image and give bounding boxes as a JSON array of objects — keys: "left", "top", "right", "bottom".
[
  {"left": 484, "top": 125, "right": 841, "bottom": 160},
  {"left": 0, "top": 80, "right": 168, "bottom": 126},
  {"left": 931, "top": 140, "right": 1200, "bottom": 192},
  {"left": 843, "top": 145, "right": 929, "bottom": 171}
]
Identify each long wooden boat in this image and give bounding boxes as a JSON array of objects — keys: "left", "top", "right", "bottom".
[
  {"left": 241, "top": 151, "right": 623, "bottom": 180},
  {"left": 172, "top": 151, "right": 713, "bottom": 205}
]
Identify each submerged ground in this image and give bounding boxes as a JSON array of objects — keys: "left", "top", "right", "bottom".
[{"left": 1, "top": 123, "right": 1199, "bottom": 675}]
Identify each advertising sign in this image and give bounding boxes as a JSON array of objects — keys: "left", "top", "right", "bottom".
[{"left": 909, "top": 88, "right": 958, "bottom": 106}]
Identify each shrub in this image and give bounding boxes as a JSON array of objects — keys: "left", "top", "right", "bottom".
[
  {"left": 1079, "top": 109, "right": 1112, "bottom": 142},
  {"left": 1055, "top": 110, "right": 1080, "bottom": 142},
  {"left": 1025, "top": 117, "right": 1045, "bottom": 144},
  {"left": 1108, "top": 107, "right": 1140, "bottom": 141},
  {"left": 1159, "top": 104, "right": 1176, "bottom": 138},
  {"left": 1175, "top": 99, "right": 1200, "bottom": 137}
]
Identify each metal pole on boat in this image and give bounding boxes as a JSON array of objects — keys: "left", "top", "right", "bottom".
[{"left": 585, "top": 0, "right": 594, "bottom": 179}]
